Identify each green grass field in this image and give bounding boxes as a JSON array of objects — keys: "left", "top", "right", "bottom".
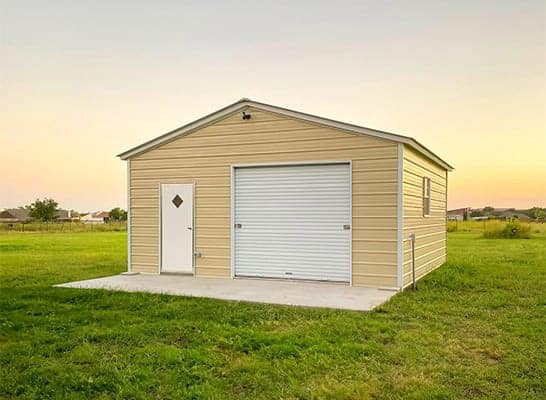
[{"left": 1, "top": 229, "right": 545, "bottom": 399}]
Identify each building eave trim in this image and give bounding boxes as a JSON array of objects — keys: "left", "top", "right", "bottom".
[{"left": 117, "top": 99, "right": 453, "bottom": 171}]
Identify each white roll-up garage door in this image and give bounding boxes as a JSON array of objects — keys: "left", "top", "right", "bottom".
[{"left": 233, "top": 163, "right": 351, "bottom": 283}]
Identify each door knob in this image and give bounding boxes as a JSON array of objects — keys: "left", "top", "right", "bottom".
[{"left": 187, "top": 227, "right": 192, "bottom": 230}]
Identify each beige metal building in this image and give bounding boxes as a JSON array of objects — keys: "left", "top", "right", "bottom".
[{"left": 118, "top": 99, "right": 453, "bottom": 290}]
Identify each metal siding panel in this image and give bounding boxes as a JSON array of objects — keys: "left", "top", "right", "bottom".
[
  {"left": 234, "top": 163, "right": 351, "bottom": 282},
  {"left": 402, "top": 145, "right": 448, "bottom": 287}
]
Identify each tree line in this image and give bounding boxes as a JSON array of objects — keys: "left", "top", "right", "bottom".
[
  {"left": 469, "top": 206, "right": 546, "bottom": 220},
  {"left": 25, "top": 198, "right": 127, "bottom": 222}
]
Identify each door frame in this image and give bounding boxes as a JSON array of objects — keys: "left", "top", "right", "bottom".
[
  {"left": 158, "top": 182, "right": 195, "bottom": 275},
  {"left": 230, "top": 160, "right": 353, "bottom": 285}
]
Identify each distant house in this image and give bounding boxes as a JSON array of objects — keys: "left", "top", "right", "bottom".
[
  {"left": 55, "top": 209, "right": 79, "bottom": 222},
  {"left": 0, "top": 208, "right": 31, "bottom": 223},
  {"left": 0, "top": 208, "right": 78, "bottom": 223},
  {"left": 447, "top": 207, "right": 471, "bottom": 221},
  {"left": 81, "top": 211, "right": 110, "bottom": 224}
]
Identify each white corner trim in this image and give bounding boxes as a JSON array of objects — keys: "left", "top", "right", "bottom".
[
  {"left": 445, "top": 170, "right": 448, "bottom": 259},
  {"left": 158, "top": 182, "right": 162, "bottom": 274},
  {"left": 192, "top": 182, "right": 196, "bottom": 275},
  {"left": 396, "top": 144, "right": 404, "bottom": 288},
  {"left": 348, "top": 159, "right": 353, "bottom": 287},
  {"left": 126, "top": 160, "right": 132, "bottom": 273}
]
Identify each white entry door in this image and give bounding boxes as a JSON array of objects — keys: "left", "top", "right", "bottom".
[{"left": 161, "top": 183, "right": 193, "bottom": 273}]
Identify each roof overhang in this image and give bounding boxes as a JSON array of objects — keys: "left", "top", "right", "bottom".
[{"left": 117, "top": 98, "right": 453, "bottom": 171}]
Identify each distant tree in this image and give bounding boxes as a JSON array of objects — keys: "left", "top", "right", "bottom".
[
  {"left": 109, "top": 207, "right": 127, "bottom": 221},
  {"left": 27, "top": 198, "right": 58, "bottom": 222},
  {"left": 470, "top": 210, "right": 484, "bottom": 218},
  {"left": 483, "top": 206, "right": 495, "bottom": 215},
  {"left": 528, "top": 207, "right": 546, "bottom": 220}
]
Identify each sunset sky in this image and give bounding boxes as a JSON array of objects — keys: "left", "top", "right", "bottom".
[{"left": 1, "top": 1, "right": 544, "bottom": 212}]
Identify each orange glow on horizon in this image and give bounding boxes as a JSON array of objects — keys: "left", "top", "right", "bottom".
[{"left": 1, "top": 2, "right": 545, "bottom": 211}]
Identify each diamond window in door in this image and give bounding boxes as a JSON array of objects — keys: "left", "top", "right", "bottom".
[{"left": 172, "top": 194, "right": 183, "bottom": 208}]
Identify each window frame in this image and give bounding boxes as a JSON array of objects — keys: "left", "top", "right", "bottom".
[{"left": 423, "top": 177, "right": 431, "bottom": 217}]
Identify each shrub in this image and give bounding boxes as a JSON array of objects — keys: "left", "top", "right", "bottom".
[{"left": 483, "top": 220, "right": 532, "bottom": 239}]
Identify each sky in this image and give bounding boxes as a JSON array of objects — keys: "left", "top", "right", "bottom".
[{"left": 1, "top": 0, "right": 544, "bottom": 211}]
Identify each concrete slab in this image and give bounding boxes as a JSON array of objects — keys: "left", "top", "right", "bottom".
[{"left": 55, "top": 274, "right": 397, "bottom": 311}]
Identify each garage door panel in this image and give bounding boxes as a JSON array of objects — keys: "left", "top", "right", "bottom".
[
  {"left": 234, "top": 163, "right": 351, "bottom": 283},
  {"left": 235, "top": 242, "right": 350, "bottom": 255},
  {"left": 235, "top": 231, "right": 350, "bottom": 240},
  {"left": 236, "top": 260, "right": 349, "bottom": 280}
]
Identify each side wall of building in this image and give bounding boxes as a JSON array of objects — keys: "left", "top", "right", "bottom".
[
  {"left": 402, "top": 145, "right": 447, "bottom": 287},
  {"left": 128, "top": 107, "right": 400, "bottom": 287}
]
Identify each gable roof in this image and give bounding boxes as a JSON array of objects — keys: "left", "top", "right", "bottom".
[
  {"left": 0, "top": 208, "right": 31, "bottom": 221},
  {"left": 117, "top": 98, "right": 453, "bottom": 170}
]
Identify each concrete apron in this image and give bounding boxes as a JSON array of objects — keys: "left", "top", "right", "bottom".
[{"left": 55, "top": 274, "right": 397, "bottom": 311}]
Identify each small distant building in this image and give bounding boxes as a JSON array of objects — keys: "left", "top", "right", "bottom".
[
  {"left": 447, "top": 207, "right": 471, "bottom": 221},
  {"left": 0, "top": 208, "right": 78, "bottom": 223},
  {"left": 81, "top": 211, "right": 110, "bottom": 224},
  {"left": 0, "top": 208, "right": 31, "bottom": 223},
  {"left": 0, "top": 208, "right": 79, "bottom": 222},
  {"left": 55, "top": 209, "right": 80, "bottom": 222}
]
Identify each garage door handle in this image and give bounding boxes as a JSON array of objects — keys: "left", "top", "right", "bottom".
[
  {"left": 343, "top": 224, "right": 351, "bottom": 230},
  {"left": 234, "top": 223, "right": 242, "bottom": 229}
]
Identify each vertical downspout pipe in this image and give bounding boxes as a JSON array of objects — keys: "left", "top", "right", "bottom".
[{"left": 410, "top": 233, "right": 416, "bottom": 290}]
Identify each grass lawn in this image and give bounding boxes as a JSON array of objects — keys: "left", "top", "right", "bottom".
[{"left": 1, "top": 230, "right": 545, "bottom": 399}]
